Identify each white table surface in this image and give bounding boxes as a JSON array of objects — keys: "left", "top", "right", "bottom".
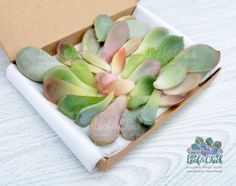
[{"left": 1, "top": 0, "right": 236, "bottom": 185}]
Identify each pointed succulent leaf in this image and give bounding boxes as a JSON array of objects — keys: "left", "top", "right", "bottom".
[
  {"left": 101, "top": 21, "right": 129, "bottom": 63},
  {"left": 129, "top": 60, "right": 161, "bottom": 82},
  {"left": 122, "top": 37, "right": 142, "bottom": 57},
  {"left": 138, "top": 90, "right": 160, "bottom": 125},
  {"left": 159, "top": 94, "right": 185, "bottom": 107},
  {"left": 103, "top": 79, "right": 135, "bottom": 96},
  {"left": 70, "top": 60, "right": 95, "bottom": 87},
  {"left": 120, "top": 109, "right": 147, "bottom": 140},
  {"left": 205, "top": 137, "right": 214, "bottom": 147},
  {"left": 163, "top": 73, "right": 201, "bottom": 95},
  {"left": 58, "top": 44, "right": 80, "bottom": 63},
  {"left": 43, "top": 66, "right": 97, "bottom": 95},
  {"left": 162, "top": 44, "right": 220, "bottom": 72},
  {"left": 195, "top": 136, "right": 204, "bottom": 144},
  {"left": 94, "top": 15, "right": 113, "bottom": 42},
  {"left": 121, "top": 54, "right": 144, "bottom": 78},
  {"left": 15, "top": 46, "right": 62, "bottom": 82},
  {"left": 128, "top": 96, "right": 149, "bottom": 110},
  {"left": 95, "top": 72, "right": 117, "bottom": 92},
  {"left": 75, "top": 92, "right": 114, "bottom": 127},
  {"left": 134, "top": 27, "right": 169, "bottom": 54},
  {"left": 130, "top": 75, "right": 156, "bottom": 97},
  {"left": 81, "top": 51, "right": 111, "bottom": 71},
  {"left": 111, "top": 48, "right": 126, "bottom": 75},
  {"left": 115, "top": 15, "right": 135, "bottom": 22},
  {"left": 43, "top": 77, "right": 95, "bottom": 104},
  {"left": 58, "top": 95, "right": 104, "bottom": 119},
  {"left": 80, "top": 29, "right": 100, "bottom": 54},
  {"left": 154, "top": 64, "right": 187, "bottom": 90},
  {"left": 89, "top": 96, "right": 128, "bottom": 145},
  {"left": 127, "top": 19, "right": 148, "bottom": 39}
]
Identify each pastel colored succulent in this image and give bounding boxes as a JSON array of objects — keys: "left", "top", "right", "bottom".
[
  {"left": 94, "top": 15, "right": 113, "bottom": 42},
  {"left": 86, "top": 63, "right": 106, "bottom": 73},
  {"left": 161, "top": 44, "right": 220, "bottom": 73},
  {"left": 134, "top": 27, "right": 169, "bottom": 54},
  {"left": 128, "top": 96, "right": 149, "bottom": 110},
  {"left": 154, "top": 64, "right": 187, "bottom": 90},
  {"left": 122, "top": 37, "right": 142, "bottom": 57},
  {"left": 120, "top": 109, "right": 147, "bottom": 140},
  {"left": 95, "top": 72, "right": 117, "bottom": 93},
  {"left": 89, "top": 96, "right": 128, "bottom": 145},
  {"left": 70, "top": 60, "right": 95, "bottom": 87},
  {"left": 111, "top": 48, "right": 126, "bottom": 75},
  {"left": 57, "top": 44, "right": 81, "bottom": 63},
  {"left": 103, "top": 79, "right": 135, "bottom": 96},
  {"left": 43, "top": 77, "right": 95, "bottom": 104},
  {"left": 159, "top": 94, "right": 185, "bottom": 107},
  {"left": 129, "top": 60, "right": 161, "bottom": 82},
  {"left": 121, "top": 54, "right": 145, "bottom": 78},
  {"left": 143, "top": 35, "right": 184, "bottom": 67},
  {"left": 80, "top": 51, "right": 111, "bottom": 71},
  {"left": 101, "top": 21, "right": 129, "bottom": 63},
  {"left": 16, "top": 46, "right": 62, "bottom": 82},
  {"left": 163, "top": 73, "right": 201, "bottom": 95},
  {"left": 126, "top": 19, "right": 148, "bottom": 39},
  {"left": 58, "top": 95, "right": 104, "bottom": 119},
  {"left": 80, "top": 29, "right": 100, "bottom": 54},
  {"left": 129, "top": 75, "right": 156, "bottom": 97},
  {"left": 43, "top": 66, "right": 97, "bottom": 95},
  {"left": 138, "top": 90, "right": 161, "bottom": 125}
]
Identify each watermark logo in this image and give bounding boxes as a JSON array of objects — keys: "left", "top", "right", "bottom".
[{"left": 186, "top": 137, "right": 223, "bottom": 172}]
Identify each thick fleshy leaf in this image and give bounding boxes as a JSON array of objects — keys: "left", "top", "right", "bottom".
[
  {"left": 111, "top": 48, "right": 126, "bottom": 75},
  {"left": 134, "top": 27, "right": 169, "bottom": 54},
  {"left": 15, "top": 46, "right": 62, "bottom": 82},
  {"left": 81, "top": 51, "right": 111, "bottom": 71},
  {"left": 94, "top": 15, "right": 113, "bottom": 42},
  {"left": 103, "top": 79, "right": 135, "bottom": 96},
  {"left": 101, "top": 21, "right": 129, "bottom": 63},
  {"left": 129, "top": 75, "right": 156, "bottom": 97},
  {"left": 162, "top": 44, "right": 221, "bottom": 72},
  {"left": 127, "top": 19, "right": 148, "bottom": 39},
  {"left": 89, "top": 96, "right": 128, "bottom": 145},
  {"left": 128, "top": 96, "right": 149, "bottom": 110},
  {"left": 115, "top": 15, "right": 135, "bottom": 22},
  {"left": 70, "top": 60, "right": 95, "bottom": 87},
  {"left": 129, "top": 60, "right": 161, "bottom": 82},
  {"left": 43, "top": 77, "right": 94, "bottom": 104},
  {"left": 43, "top": 66, "right": 97, "bottom": 95},
  {"left": 138, "top": 90, "right": 160, "bottom": 125},
  {"left": 154, "top": 64, "right": 187, "bottom": 90},
  {"left": 122, "top": 37, "right": 142, "bottom": 56},
  {"left": 75, "top": 92, "right": 114, "bottom": 127},
  {"left": 159, "top": 94, "right": 185, "bottom": 107},
  {"left": 58, "top": 44, "right": 80, "bottom": 63},
  {"left": 163, "top": 73, "right": 201, "bottom": 95},
  {"left": 143, "top": 35, "right": 184, "bottom": 67},
  {"left": 58, "top": 95, "right": 104, "bottom": 119},
  {"left": 95, "top": 72, "right": 117, "bottom": 92},
  {"left": 120, "top": 109, "right": 147, "bottom": 140},
  {"left": 86, "top": 63, "right": 105, "bottom": 73},
  {"left": 121, "top": 54, "right": 144, "bottom": 78},
  {"left": 80, "top": 29, "right": 100, "bottom": 54}
]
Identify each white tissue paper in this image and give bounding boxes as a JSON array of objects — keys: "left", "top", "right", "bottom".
[{"left": 6, "top": 5, "right": 219, "bottom": 172}]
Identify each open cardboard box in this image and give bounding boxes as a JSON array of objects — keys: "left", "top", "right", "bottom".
[{"left": 0, "top": 0, "right": 220, "bottom": 172}]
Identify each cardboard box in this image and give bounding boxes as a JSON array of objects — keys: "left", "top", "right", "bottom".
[{"left": 0, "top": 0, "right": 220, "bottom": 171}]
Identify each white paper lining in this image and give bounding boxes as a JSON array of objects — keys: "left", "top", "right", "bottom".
[{"left": 6, "top": 4, "right": 219, "bottom": 172}]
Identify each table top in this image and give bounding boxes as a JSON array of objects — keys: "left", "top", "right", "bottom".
[{"left": 1, "top": 0, "right": 236, "bottom": 185}]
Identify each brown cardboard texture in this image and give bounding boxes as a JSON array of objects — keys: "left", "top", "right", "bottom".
[{"left": 0, "top": 0, "right": 137, "bottom": 62}]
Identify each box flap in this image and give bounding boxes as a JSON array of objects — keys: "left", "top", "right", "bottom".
[{"left": 0, "top": 0, "right": 136, "bottom": 62}]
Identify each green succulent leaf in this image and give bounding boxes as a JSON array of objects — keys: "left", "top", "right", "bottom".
[
  {"left": 205, "top": 137, "right": 214, "bottom": 147},
  {"left": 75, "top": 92, "right": 114, "bottom": 127},
  {"left": 138, "top": 90, "right": 160, "bottom": 125},
  {"left": 128, "top": 95, "right": 149, "bottom": 110},
  {"left": 58, "top": 95, "right": 104, "bottom": 119},
  {"left": 94, "top": 14, "right": 113, "bottom": 42},
  {"left": 80, "top": 29, "right": 100, "bottom": 54},
  {"left": 127, "top": 19, "right": 148, "bottom": 39},
  {"left": 59, "top": 44, "right": 80, "bottom": 62},
  {"left": 191, "top": 143, "right": 200, "bottom": 150},
  {"left": 213, "top": 141, "right": 222, "bottom": 149}
]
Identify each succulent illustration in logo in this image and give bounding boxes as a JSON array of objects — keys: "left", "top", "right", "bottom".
[{"left": 187, "top": 137, "right": 223, "bottom": 156}]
